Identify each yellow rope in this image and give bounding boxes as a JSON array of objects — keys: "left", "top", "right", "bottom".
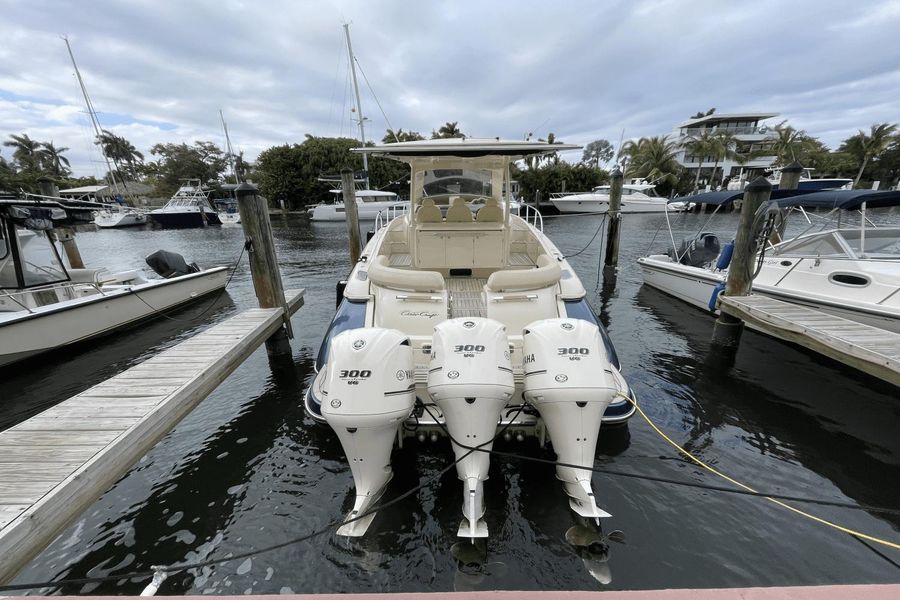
[{"left": 621, "top": 394, "right": 900, "bottom": 551}]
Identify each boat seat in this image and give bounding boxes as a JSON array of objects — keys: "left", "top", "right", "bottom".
[
  {"left": 486, "top": 255, "right": 561, "bottom": 292},
  {"left": 416, "top": 198, "right": 443, "bottom": 223},
  {"left": 446, "top": 197, "right": 473, "bottom": 223},
  {"left": 476, "top": 198, "right": 503, "bottom": 223},
  {"left": 368, "top": 255, "right": 444, "bottom": 292}
]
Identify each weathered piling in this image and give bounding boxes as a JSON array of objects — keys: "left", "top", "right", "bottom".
[
  {"left": 39, "top": 176, "right": 85, "bottom": 269},
  {"left": 603, "top": 167, "right": 624, "bottom": 269},
  {"left": 770, "top": 161, "right": 803, "bottom": 244},
  {"left": 340, "top": 168, "right": 362, "bottom": 265},
  {"left": 236, "top": 182, "right": 293, "bottom": 349},
  {"left": 711, "top": 177, "right": 773, "bottom": 347}
]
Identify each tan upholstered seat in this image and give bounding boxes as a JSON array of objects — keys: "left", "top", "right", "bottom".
[
  {"left": 485, "top": 255, "right": 561, "bottom": 292},
  {"left": 368, "top": 255, "right": 444, "bottom": 292},
  {"left": 476, "top": 198, "right": 503, "bottom": 222},
  {"left": 446, "top": 197, "right": 473, "bottom": 223},
  {"left": 416, "top": 198, "right": 443, "bottom": 223}
]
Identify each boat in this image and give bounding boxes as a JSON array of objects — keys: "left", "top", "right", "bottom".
[
  {"left": 0, "top": 196, "right": 229, "bottom": 368},
  {"left": 637, "top": 189, "right": 900, "bottom": 333},
  {"left": 304, "top": 138, "right": 637, "bottom": 540},
  {"left": 94, "top": 205, "right": 147, "bottom": 228},
  {"left": 148, "top": 180, "right": 222, "bottom": 228},
  {"left": 550, "top": 183, "right": 675, "bottom": 214},
  {"left": 307, "top": 189, "right": 405, "bottom": 221},
  {"left": 214, "top": 199, "right": 242, "bottom": 225},
  {"left": 727, "top": 167, "right": 853, "bottom": 191}
]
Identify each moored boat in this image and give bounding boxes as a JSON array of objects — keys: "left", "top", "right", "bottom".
[
  {"left": 149, "top": 180, "right": 222, "bottom": 228},
  {"left": 94, "top": 206, "right": 148, "bottom": 228},
  {"left": 551, "top": 183, "right": 675, "bottom": 214}
]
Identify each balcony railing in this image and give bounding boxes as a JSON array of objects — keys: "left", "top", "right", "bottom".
[{"left": 681, "top": 126, "right": 770, "bottom": 137}]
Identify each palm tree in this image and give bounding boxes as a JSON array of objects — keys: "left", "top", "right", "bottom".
[
  {"left": 770, "top": 121, "right": 814, "bottom": 166},
  {"left": 706, "top": 130, "right": 738, "bottom": 189},
  {"left": 3, "top": 133, "right": 42, "bottom": 171},
  {"left": 38, "top": 141, "right": 71, "bottom": 177},
  {"left": 96, "top": 130, "right": 144, "bottom": 179},
  {"left": 850, "top": 122, "right": 898, "bottom": 187},
  {"left": 626, "top": 136, "right": 682, "bottom": 188},
  {"left": 681, "top": 130, "right": 717, "bottom": 191},
  {"left": 433, "top": 121, "right": 463, "bottom": 139}
]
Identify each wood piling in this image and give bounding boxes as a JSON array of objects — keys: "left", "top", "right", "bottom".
[
  {"left": 340, "top": 168, "right": 362, "bottom": 265},
  {"left": 235, "top": 182, "right": 293, "bottom": 347},
  {"left": 711, "top": 176, "right": 772, "bottom": 347},
  {"left": 603, "top": 167, "right": 624, "bottom": 269}
]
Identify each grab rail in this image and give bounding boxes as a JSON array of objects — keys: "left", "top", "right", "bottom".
[
  {"left": 514, "top": 203, "right": 543, "bottom": 232},
  {"left": 375, "top": 204, "right": 409, "bottom": 231}
]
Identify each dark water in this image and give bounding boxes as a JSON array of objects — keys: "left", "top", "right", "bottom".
[{"left": 3, "top": 211, "right": 900, "bottom": 594}]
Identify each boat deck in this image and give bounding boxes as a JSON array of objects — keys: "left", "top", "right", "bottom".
[
  {"left": 718, "top": 294, "right": 900, "bottom": 386},
  {"left": 0, "top": 289, "right": 305, "bottom": 584},
  {"left": 448, "top": 277, "right": 488, "bottom": 318}
]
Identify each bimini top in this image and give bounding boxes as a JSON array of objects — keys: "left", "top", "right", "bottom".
[
  {"left": 352, "top": 138, "right": 580, "bottom": 158},
  {"left": 774, "top": 189, "right": 900, "bottom": 210},
  {"left": 670, "top": 188, "right": 819, "bottom": 207}
]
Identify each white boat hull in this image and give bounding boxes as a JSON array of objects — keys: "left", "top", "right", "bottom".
[
  {"left": 309, "top": 201, "right": 406, "bottom": 221},
  {"left": 0, "top": 268, "right": 228, "bottom": 368},
  {"left": 637, "top": 256, "right": 900, "bottom": 334},
  {"left": 95, "top": 210, "right": 147, "bottom": 228},
  {"left": 551, "top": 196, "right": 675, "bottom": 214}
]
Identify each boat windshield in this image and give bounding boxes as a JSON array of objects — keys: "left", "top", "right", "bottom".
[
  {"left": 772, "top": 232, "right": 850, "bottom": 258},
  {"left": 6, "top": 226, "right": 68, "bottom": 288},
  {"left": 837, "top": 228, "right": 900, "bottom": 258},
  {"left": 422, "top": 169, "right": 494, "bottom": 203},
  {"left": 0, "top": 225, "right": 15, "bottom": 288}
]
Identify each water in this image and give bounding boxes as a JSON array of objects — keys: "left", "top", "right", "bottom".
[{"left": 3, "top": 211, "right": 900, "bottom": 593}]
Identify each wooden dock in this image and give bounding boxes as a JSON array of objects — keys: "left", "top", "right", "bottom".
[
  {"left": 718, "top": 294, "right": 900, "bottom": 386},
  {"left": 0, "top": 289, "right": 304, "bottom": 584}
]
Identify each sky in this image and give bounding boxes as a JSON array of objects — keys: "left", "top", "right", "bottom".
[{"left": 1, "top": 0, "right": 899, "bottom": 177}]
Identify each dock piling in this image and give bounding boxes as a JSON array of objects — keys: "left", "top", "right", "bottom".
[
  {"left": 340, "top": 168, "right": 362, "bottom": 265},
  {"left": 711, "top": 176, "right": 773, "bottom": 348},
  {"left": 236, "top": 182, "right": 293, "bottom": 349},
  {"left": 39, "top": 176, "right": 85, "bottom": 269},
  {"left": 603, "top": 167, "right": 624, "bottom": 270}
]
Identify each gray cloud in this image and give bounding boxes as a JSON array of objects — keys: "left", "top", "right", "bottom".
[{"left": 1, "top": 0, "right": 898, "bottom": 176}]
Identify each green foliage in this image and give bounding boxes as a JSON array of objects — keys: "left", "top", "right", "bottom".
[
  {"left": 382, "top": 128, "right": 425, "bottom": 143},
  {"left": 1, "top": 133, "right": 76, "bottom": 191},
  {"left": 144, "top": 141, "right": 228, "bottom": 196},
  {"left": 514, "top": 162, "right": 609, "bottom": 201},
  {"left": 581, "top": 139, "right": 614, "bottom": 167},
  {"left": 431, "top": 121, "right": 464, "bottom": 139},
  {"left": 839, "top": 122, "right": 898, "bottom": 186},
  {"left": 96, "top": 130, "right": 143, "bottom": 180},
  {"left": 622, "top": 136, "right": 683, "bottom": 195}
]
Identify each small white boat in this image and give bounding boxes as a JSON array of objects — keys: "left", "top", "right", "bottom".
[
  {"left": 214, "top": 199, "right": 241, "bottom": 226},
  {"left": 149, "top": 180, "right": 222, "bottom": 228},
  {"left": 0, "top": 198, "right": 228, "bottom": 368},
  {"left": 94, "top": 205, "right": 147, "bottom": 228},
  {"left": 638, "top": 189, "right": 900, "bottom": 333},
  {"left": 307, "top": 189, "right": 405, "bottom": 221},
  {"left": 551, "top": 183, "right": 675, "bottom": 214},
  {"left": 304, "top": 138, "right": 636, "bottom": 540}
]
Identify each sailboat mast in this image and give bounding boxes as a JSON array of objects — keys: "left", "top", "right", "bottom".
[
  {"left": 62, "top": 36, "right": 123, "bottom": 196},
  {"left": 343, "top": 23, "right": 369, "bottom": 189},
  {"left": 220, "top": 109, "right": 239, "bottom": 184}
]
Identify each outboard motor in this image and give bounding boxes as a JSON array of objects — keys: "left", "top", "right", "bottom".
[
  {"left": 321, "top": 328, "right": 415, "bottom": 536},
  {"left": 522, "top": 318, "right": 618, "bottom": 523},
  {"left": 145, "top": 249, "right": 200, "bottom": 278},
  {"left": 427, "top": 318, "right": 514, "bottom": 539}
]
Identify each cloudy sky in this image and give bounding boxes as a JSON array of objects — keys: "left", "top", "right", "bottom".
[{"left": 2, "top": 0, "right": 899, "bottom": 176}]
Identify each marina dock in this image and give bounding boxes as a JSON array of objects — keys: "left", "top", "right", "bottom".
[
  {"left": 0, "top": 289, "right": 304, "bottom": 584},
  {"left": 718, "top": 294, "right": 900, "bottom": 386}
]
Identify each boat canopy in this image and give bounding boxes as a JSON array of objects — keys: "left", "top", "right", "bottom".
[
  {"left": 327, "top": 189, "right": 398, "bottom": 198},
  {"left": 774, "top": 189, "right": 900, "bottom": 210},
  {"left": 353, "top": 138, "right": 580, "bottom": 159},
  {"left": 669, "top": 188, "right": 819, "bottom": 206}
]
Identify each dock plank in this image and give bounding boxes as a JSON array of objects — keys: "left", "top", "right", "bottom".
[
  {"left": 0, "top": 288, "right": 304, "bottom": 584},
  {"left": 719, "top": 294, "right": 900, "bottom": 386}
]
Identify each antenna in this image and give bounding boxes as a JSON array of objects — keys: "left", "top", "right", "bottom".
[{"left": 343, "top": 23, "right": 369, "bottom": 189}]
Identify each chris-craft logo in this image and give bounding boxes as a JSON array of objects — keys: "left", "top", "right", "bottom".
[{"left": 401, "top": 311, "right": 439, "bottom": 318}]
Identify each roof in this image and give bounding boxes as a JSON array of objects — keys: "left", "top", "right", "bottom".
[
  {"left": 353, "top": 138, "right": 581, "bottom": 158},
  {"left": 678, "top": 112, "right": 779, "bottom": 128},
  {"left": 58, "top": 185, "right": 108, "bottom": 194},
  {"left": 328, "top": 189, "right": 397, "bottom": 197}
]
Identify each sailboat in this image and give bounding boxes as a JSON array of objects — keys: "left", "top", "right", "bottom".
[{"left": 217, "top": 110, "right": 242, "bottom": 226}]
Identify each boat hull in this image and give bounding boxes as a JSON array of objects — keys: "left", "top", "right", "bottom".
[
  {"left": 0, "top": 267, "right": 229, "bottom": 368},
  {"left": 551, "top": 197, "right": 674, "bottom": 214},
  {"left": 309, "top": 202, "right": 406, "bottom": 221},
  {"left": 149, "top": 210, "right": 222, "bottom": 228},
  {"left": 95, "top": 211, "right": 147, "bottom": 228}
]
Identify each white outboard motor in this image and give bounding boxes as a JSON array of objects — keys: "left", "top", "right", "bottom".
[
  {"left": 427, "top": 318, "right": 514, "bottom": 539},
  {"left": 321, "top": 327, "right": 416, "bottom": 536},
  {"left": 522, "top": 318, "right": 618, "bottom": 523}
]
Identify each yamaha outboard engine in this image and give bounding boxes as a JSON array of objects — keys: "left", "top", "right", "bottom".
[
  {"left": 522, "top": 318, "right": 618, "bottom": 523},
  {"left": 427, "top": 318, "right": 514, "bottom": 539},
  {"left": 145, "top": 249, "right": 200, "bottom": 278},
  {"left": 321, "top": 328, "right": 415, "bottom": 536}
]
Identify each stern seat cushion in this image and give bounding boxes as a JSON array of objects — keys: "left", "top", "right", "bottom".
[
  {"left": 486, "top": 255, "right": 561, "bottom": 292},
  {"left": 368, "top": 255, "right": 444, "bottom": 292}
]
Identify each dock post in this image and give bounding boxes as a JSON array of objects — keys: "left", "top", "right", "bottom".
[
  {"left": 39, "top": 176, "right": 85, "bottom": 269},
  {"left": 770, "top": 161, "right": 802, "bottom": 244},
  {"left": 603, "top": 167, "right": 624, "bottom": 270},
  {"left": 236, "top": 182, "right": 293, "bottom": 352},
  {"left": 340, "top": 168, "right": 362, "bottom": 265},
  {"left": 711, "top": 176, "right": 773, "bottom": 348}
]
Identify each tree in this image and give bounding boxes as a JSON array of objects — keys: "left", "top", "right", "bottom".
[
  {"left": 843, "top": 122, "right": 898, "bottom": 187},
  {"left": 144, "top": 141, "right": 228, "bottom": 196},
  {"left": 38, "top": 141, "right": 71, "bottom": 177},
  {"left": 96, "top": 130, "right": 144, "bottom": 179},
  {"left": 3, "top": 133, "right": 42, "bottom": 171},
  {"left": 622, "top": 136, "right": 682, "bottom": 195},
  {"left": 581, "top": 139, "right": 614, "bottom": 168},
  {"left": 382, "top": 128, "right": 425, "bottom": 143},
  {"left": 690, "top": 107, "right": 716, "bottom": 119},
  {"left": 680, "top": 130, "right": 717, "bottom": 191},
  {"left": 432, "top": 121, "right": 464, "bottom": 139},
  {"left": 706, "top": 130, "right": 738, "bottom": 188},
  {"left": 514, "top": 161, "right": 608, "bottom": 201}
]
